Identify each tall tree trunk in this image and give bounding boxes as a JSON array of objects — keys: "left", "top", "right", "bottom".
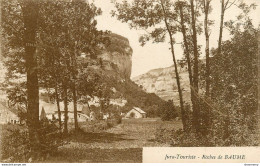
[
  {"left": 54, "top": 81, "right": 62, "bottom": 131},
  {"left": 218, "top": 0, "right": 225, "bottom": 55},
  {"left": 179, "top": 3, "right": 196, "bottom": 103},
  {"left": 72, "top": 49, "right": 79, "bottom": 131},
  {"left": 190, "top": 0, "right": 199, "bottom": 92},
  {"left": 52, "top": 52, "right": 62, "bottom": 131},
  {"left": 179, "top": 5, "right": 193, "bottom": 87},
  {"left": 160, "top": 0, "right": 186, "bottom": 131},
  {"left": 190, "top": 0, "right": 200, "bottom": 132},
  {"left": 204, "top": 0, "right": 210, "bottom": 97},
  {"left": 202, "top": 0, "right": 212, "bottom": 135},
  {"left": 72, "top": 83, "right": 79, "bottom": 131},
  {"left": 257, "top": 31, "right": 260, "bottom": 139},
  {"left": 63, "top": 81, "right": 69, "bottom": 135},
  {"left": 87, "top": 100, "right": 92, "bottom": 112},
  {"left": 22, "top": 0, "right": 40, "bottom": 160},
  {"left": 179, "top": 4, "right": 195, "bottom": 130}
]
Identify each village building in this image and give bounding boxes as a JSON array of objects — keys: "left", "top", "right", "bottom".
[
  {"left": 0, "top": 102, "right": 20, "bottom": 124},
  {"left": 125, "top": 107, "right": 146, "bottom": 119},
  {"left": 52, "top": 111, "right": 90, "bottom": 122},
  {"left": 39, "top": 101, "right": 91, "bottom": 122},
  {"left": 82, "top": 105, "right": 97, "bottom": 121},
  {"left": 81, "top": 105, "right": 111, "bottom": 121},
  {"left": 40, "top": 107, "right": 47, "bottom": 120}
]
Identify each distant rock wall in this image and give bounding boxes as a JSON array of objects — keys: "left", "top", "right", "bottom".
[
  {"left": 132, "top": 65, "right": 191, "bottom": 104},
  {"left": 97, "top": 33, "right": 132, "bottom": 79}
]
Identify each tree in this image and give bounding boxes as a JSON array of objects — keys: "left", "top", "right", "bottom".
[
  {"left": 22, "top": 0, "right": 40, "bottom": 142},
  {"left": 2, "top": 0, "right": 40, "bottom": 159},
  {"left": 189, "top": 0, "right": 201, "bottom": 132},
  {"left": 96, "top": 82, "right": 113, "bottom": 115},
  {"left": 218, "top": 0, "right": 238, "bottom": 55},
  {"left": 174, "top": 1, "right": 196, "bottom": 130},
  {"left": 2, "top": 0, "right": 105, "bottom": 136},
  {"left": 199, "top": 0, "right": 212, "bottom": 97},
  {"left": 161, "top": 100, "right": 179, "bottom": 121},
  {"left": 175, "top": 1, "right": 193, "bottom": 89},
  {"left": 112, "top": 0, "right": 187, "bottom": 130},
  {"left": 37, "top": 47, "right": 63, "bottom": 131},
  {"left": 211, "top": 25, "right": 258, "bottom": 145},
  {"left": 38, "top": 0, "right": 104, "bottom": 132},
  {"left": 209, "top": 1, "right": 258, "bottom": 144}
]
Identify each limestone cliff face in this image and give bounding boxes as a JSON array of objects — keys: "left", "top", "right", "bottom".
[
  {"left": 132, "top": 65, "right": 190, "bottom": 104},
  {"left": 97, "top": 33, "right": 132, "bottom": 79}
]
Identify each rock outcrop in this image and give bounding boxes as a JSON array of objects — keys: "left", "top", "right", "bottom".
[
  {"left": 97, "top": 33, "right": 132, "bottom": 79},
  {"left": 132, "top": 65, "right": 190, "bottom": 104}
]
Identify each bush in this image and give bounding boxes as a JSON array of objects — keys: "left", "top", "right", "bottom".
[
  {"left": 113, "top": 113, "right": 122, "bottom": 124},
  {"left": 1, "top": 120, "right": 63, "bottom": 162},
  {"left": 160, "top": 100, "right": 179, "bottom": 121},
  {"left": 155, "top": 118, "right": 259, "bottom": 147},
  {"left": 155, "top": 127, "right": 215, "bottom": 147},
  {"left": 1, "top": 125, "right": 30, "bottom": 162},
  {"left": 79, "top": 120, "right": 115, "bottom": 132},
  {"left": 155, "top": 128, "right": 175, "bottom": 144}
]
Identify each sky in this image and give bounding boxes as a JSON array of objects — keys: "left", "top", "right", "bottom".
[{"left": 93, "top": 0, "right": 260, "bottom": 78}]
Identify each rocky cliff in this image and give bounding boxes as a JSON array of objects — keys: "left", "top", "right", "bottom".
[
  {"left": 132, "top": 65, "right": 191, "bottom": 104},
  {"left": 0, "top": 32, "right": 167, "bottom": 117},
  {"left": 97, "top": 33, "right": 132, "bottom": 79}
]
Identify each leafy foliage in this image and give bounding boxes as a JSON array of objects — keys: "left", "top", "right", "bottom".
[
  {"left": 1, "top": 120, "right": 63, "bottom": 162},
  {"left": 209, "top": 26, "right": 259, "bottom": 146},
  {"left": 160, "top": 100, "right": 180, "bottom": 121}
]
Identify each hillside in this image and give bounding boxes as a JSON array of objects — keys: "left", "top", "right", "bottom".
[
  {"left": 97, "top": 33, "right": 133, "bottom": 79},
  {"left": 132, "top": 65, "right": 191, "bottom": 105},
  {"left": 0, "top": 32, "right": 166, "bottom": 117}
]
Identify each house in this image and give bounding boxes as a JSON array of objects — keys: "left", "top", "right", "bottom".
[
  {"left": 40, "top": 107, "right": 47, "bottom": 120},
  {"left": 50, "top": 111, "right": 90, "bottom": 122},
  {"left": 82, "top": 105, "right": 109, "bottom": 121},
  {"left": 0, "top": 102, "right": 20, "bottom": 124},
  {"left": 125, "top": 107, "right": 147, "bottom": 119},
  {"left": 82, "top": 105, "right": 91, "bottom": 116},
  {"left": 39, "top": 101, "right": 58, "bottom": 115},
  {"left": 82, "top": 105, "right": 96, "bottom": 121},
  {"left": 89, "top": 111, "right": 96, "bottom": 121},
  {"left": 39, "top": 101, "right": 83, "bottom": 115},
  {"left": 39, "top": 101, "right": 90, "bottom": 122}
]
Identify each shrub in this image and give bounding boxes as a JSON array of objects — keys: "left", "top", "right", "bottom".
[
  {"left": 160, "top": 100, "right": 179, "bottom": 121},
  {"left": 113, "top": 113, "right": 122, "bottom": 124},
  {"left": 79, "top": 120, "right": 115, "bottom": 132},
  {"left": 155, "top": 118, "right": 259, "bottom": 147},
  {"left": 1, "top": 125, "right": 30, "bottom": 162},
  {"left": 155, "top": 128, "right": 175, "bottom": 144},
  {"left": 1, "top": 120, "right": 63, "bottom": 162}
]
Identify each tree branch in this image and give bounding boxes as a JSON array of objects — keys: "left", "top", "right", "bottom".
[{"left": 225, "top": 0, "right": 237, "bottom": 10}]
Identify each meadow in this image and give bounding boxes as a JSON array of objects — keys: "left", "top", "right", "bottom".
[
  {"left": 0, "top": 118, "right": 182, "bottom": 162},
  {"left": 46, "top": 118, "right": 183, "bottom": 162}
]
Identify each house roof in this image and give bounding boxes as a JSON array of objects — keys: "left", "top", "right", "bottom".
[
  {"left": 54, "top": 110, "right": 82, "bottom": 113},
  {"left": 39, "top": 101, "right": 57, "bottom": 114},
  {"left": 82, "top": 105, "right": 91, "bottom": 116},
  {"left": 40, "top": 107, "right": 47, "bottom": 120},
  {"left": 0, "top": 101, "right": 19, "bottom": 116},
  {"left": 133, "top": 107, "right": 146, "bottom": 114},
  {"left": 39, "top": 101, "right": 83, "bottom": 114},
  {"left": 59, "top": 102, "right": 83, "bottom": 112},
  {"left": 78, "top": 112, "right": 90, "bottom": 119},
  {"left": 0, "top": 102, "right": 19, "bottom": 118}
]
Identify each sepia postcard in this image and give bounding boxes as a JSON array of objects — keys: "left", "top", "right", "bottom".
[{"left": 0, "top": 0, "right": 259, "bottom": 164}]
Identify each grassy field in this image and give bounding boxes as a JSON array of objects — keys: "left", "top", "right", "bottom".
[{"left": 46, "top": 118, "right": 183, "bottom": 163}]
